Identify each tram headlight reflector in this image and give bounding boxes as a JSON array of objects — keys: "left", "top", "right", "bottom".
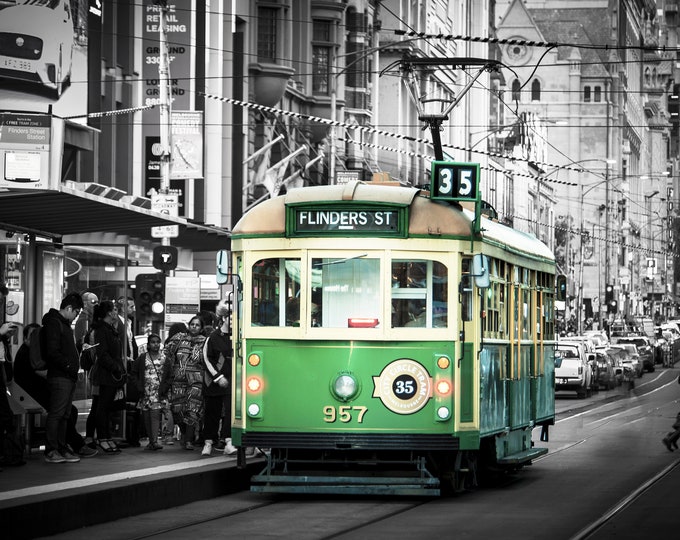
[
  {"left": 437, "top": 406, "right": 450, "bottom": 420},
  {"left": 248, "top": 354, "right": 261, "bottom": 367},
  {"left": 333, "top": 374, "right": 358, "bottom": 400},
  {"left": 247, "top": 376, "right": 262, "bottom": 393},
  {"left": 437, "top": 356, "right": 450, "bottom": 369},
  {"left": 436, "top": 379, "right": 452, "bottom": 396},
  {"left": 248, "top": 403, "right": 260, "bottom": 416}
]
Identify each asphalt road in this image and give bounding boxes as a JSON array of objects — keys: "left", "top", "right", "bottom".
[{"left": 41, "top": 367, "right": 680, "bottom": 540}]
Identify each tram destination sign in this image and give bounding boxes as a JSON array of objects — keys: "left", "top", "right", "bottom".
[
  {"left": 290, "top": 207, "right": 402, "bottom": 236},
  {"left": 430, "top": 161, "right": 480, "bottom": 202}
]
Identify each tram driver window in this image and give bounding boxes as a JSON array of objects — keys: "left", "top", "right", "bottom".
[
  {"left": 391, "top": 260, "right": 448, "bottom": 328},
  {"left": 251, "top": 257, "right": 301, "bottom": 327},
  {"left": 311, "top": 256, "right": 380, "bottom": 328}
]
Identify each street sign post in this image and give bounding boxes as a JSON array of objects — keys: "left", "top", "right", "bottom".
[{"left": 151, "top": 191, "right": 180, "bottom": 238}]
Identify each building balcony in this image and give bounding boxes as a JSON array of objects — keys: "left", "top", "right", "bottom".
[{"left": 249, "top": 62, "right": 296, "bottom": 107}]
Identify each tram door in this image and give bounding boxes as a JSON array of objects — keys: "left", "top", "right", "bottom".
[{"left": 508, "top": 266, "right": 532, "bottom": 429}]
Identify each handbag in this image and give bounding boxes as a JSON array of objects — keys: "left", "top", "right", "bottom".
[{"left": 111, "top": 387, "right": 126, "bottom": 411}]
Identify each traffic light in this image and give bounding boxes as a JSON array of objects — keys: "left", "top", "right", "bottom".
[
  {"left": 605, "top": 284, "right": 617, "bottom": 313},
  {"left": 556, "top": 274, "right": 567, "bottom": 301},
  {"left": 135, "top": 273, "right": 166, "bottom": 323}
]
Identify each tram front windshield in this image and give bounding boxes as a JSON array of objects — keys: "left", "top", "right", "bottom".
[{"left": 250, "top": 256, "right": 448, "bottom": 330}]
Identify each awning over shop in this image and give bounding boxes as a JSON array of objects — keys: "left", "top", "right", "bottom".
[{"left": 0, "top": 182, "right": 230, "bottom": 251}]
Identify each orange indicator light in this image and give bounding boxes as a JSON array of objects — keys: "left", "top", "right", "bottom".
[
  {"left": 437, "top": 356, "right": 450, "bottom": 369},
  {"left": 248, "top": 354, "right": 261, "bottom": 366}
]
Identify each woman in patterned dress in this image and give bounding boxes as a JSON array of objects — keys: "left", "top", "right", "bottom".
[
  {"left": 132, "top": 333, "right": 164, "bottom": 450},
  {"left": 159, "top": 316, "right": 206, "bottom": 450}
]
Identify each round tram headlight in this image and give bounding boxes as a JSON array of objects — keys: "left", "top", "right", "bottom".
[
  {"left": 248, "top": 403, "right": 260, "bottom": 417},
  {"left": 437, "top": 406, "right": 451, "bottom": 420},
  {"left": 332, "top": 374, "right": 358, "bottom": 401},
  {"left": 437, "top": 356, "right": 450, "bottom": 369}
]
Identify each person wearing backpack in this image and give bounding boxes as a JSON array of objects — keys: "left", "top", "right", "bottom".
[
  {"left": 42, "top": 292, "right": 84, "bottom": 464},
  {"left": 14, "top": 324, "right": 97, "bottom": 458}
]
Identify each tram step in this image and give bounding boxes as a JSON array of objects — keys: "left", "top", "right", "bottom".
[
  {"left": 496, "top": 447, "right": 548, "bottom": 466},
  {"left": 250, "top": 474, "right": 440, "bottom": 496}
]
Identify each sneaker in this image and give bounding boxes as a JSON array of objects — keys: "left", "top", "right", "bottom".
[
  {"left": 77, "top": 445, "right": 98, "bottom": 458},
  {"left": 201, "top": 440, "right": 213, "bottom": 456},
  {"left": 44, "top": 450, "right": 66, "bottom": 464},
  {"left": 62, "top": 449, "right": 81, "bottom": 463},
  {"left": 223, "top": 439, "right": 238, "bottom": 456},
  {"left": 184, "top": 441, "right": 195, "bottom": 451}
]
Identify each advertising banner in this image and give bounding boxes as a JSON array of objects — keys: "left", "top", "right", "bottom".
[
  {"left": 0, "top": 0, "right": 89, "bottom": 121},
  {"left": 171, "top": 110, "right": 203, "bottom": 179}
]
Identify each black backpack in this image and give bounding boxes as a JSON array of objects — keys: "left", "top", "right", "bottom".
[
  {"left": 28, "top": 326, "right": 46, "bottom": 371},
  {"left": 79, "top": 328, "right": 98, "bottom": 372}
]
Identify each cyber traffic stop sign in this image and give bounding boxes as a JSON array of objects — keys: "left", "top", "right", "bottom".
[{"left": 153, "top": 246, "right": 178, "bottom": 271}]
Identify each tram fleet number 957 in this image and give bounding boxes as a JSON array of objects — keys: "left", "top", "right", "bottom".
[{"left": 431, "top": 161, "right": 480, "bottom": 201}]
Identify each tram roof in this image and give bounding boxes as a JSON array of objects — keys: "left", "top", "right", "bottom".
[{"left": 233, "top": 182, "right": 554, "bottom": 262}]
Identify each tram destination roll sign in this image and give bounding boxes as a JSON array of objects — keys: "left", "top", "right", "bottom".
[{"left": 291, "top": 207, "right": 401, "bottom": 235}]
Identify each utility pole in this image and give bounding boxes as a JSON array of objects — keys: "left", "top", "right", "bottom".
[{"left": 158, "top": 0, "right": 172, "bottom": 247}]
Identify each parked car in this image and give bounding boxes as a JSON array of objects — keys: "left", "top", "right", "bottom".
[
  {"left": 609, "top": 344, "right": 643, "bottom": 378},
  {"left": 555, "top": 343, "right": 593, "bottom": 398},
  {"left": 614, "top": 336, "right": 655, "bottom": 372},
  {"left": 558, "top": 336, "right": 598, "bottom": 391},
  {"left": 584, "top": 330, "right": 609, "bottom": 347},
  {"left": 593, "top": 350, "right": 617, "bottom": 390}
]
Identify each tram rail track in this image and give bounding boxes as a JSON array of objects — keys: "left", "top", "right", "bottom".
[{"left": 570, "top": 458, "right": 680, "bottom": 540}]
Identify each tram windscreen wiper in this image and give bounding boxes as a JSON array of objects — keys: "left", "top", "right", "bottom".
[{"left": 314, "top": 254, "right": 368, "bottom": 267}]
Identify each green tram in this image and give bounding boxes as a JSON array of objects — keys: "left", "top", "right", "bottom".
[{"left": 229, "top": 175, "right": 556, "bottom": 496}]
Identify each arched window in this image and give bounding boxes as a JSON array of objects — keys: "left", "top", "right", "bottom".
[
  {"left": 531, "top": 79, "right": 541, "bottom": 101},
  {"left": 511, "top": 79, "right": 521, "bottom": 101}
]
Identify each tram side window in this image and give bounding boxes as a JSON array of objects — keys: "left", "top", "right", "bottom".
[
  {"left": 391, "top": 260, "right": 447, "bottom": 328},
  {"left": 312, "top": 256, "right": 381, "bottom": 328},
  {"left": 251, "top": 258, "right": 301, "bottom": 326}
]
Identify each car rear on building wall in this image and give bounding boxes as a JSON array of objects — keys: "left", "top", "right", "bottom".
[{"left": 0, "top": 0, "right": 75, "bottom": 97}]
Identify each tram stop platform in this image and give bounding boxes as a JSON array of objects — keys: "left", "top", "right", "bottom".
[{"left": 0, "top": 431, "right": 263, "bottom": 540}]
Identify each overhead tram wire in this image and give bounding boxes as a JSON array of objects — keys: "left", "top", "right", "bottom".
[
  {"left": 198, "top": 91, "right": 583, "bottom": 185},
  {"left": 390, "top": 28, "right": 680, "bottom": 54}
]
